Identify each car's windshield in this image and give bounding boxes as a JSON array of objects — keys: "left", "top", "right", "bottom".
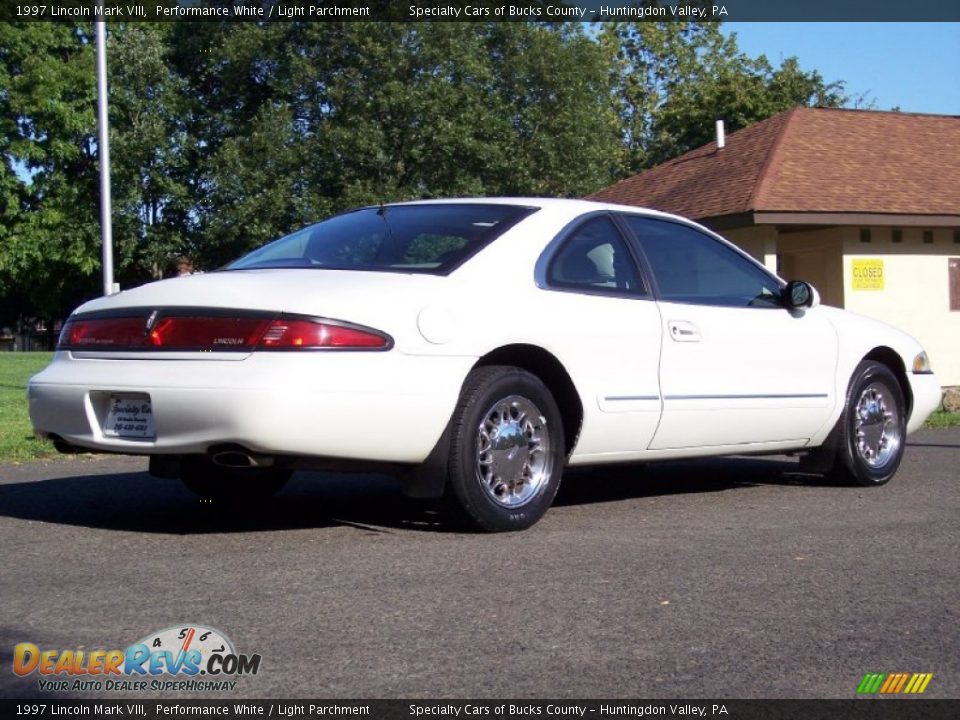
[{"left": 226, "top": 203, "right": 535, "bottom": 273}]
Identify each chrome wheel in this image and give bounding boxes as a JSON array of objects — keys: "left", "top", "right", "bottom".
[
  {"left": 446, "top": 366, "right": 565, "bottom": 532},
  {"left": 854, "top": 382, "right": 901, "bottom": 469},
  {"left": 475, "top": 395, "right": 553, "bottom": 508}
]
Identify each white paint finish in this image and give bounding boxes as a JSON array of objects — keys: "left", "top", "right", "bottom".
[
  {"left": 29, "top": 351, "right": 473, "bottom": 462},
  {"left": 75, "top": 269, "right": 448, "bottom": 357},
  {"left": 906, "top": 373, "right": 944, "bottom": 434},
  {"left": 570, "top": 438, "right": 810, "bottom": 466},
  {"left": 815, "top": 305, "right": 939, "bottom": 440},
  {"left": 716, "top": 223, "right": 953, "bottom": 384},
  {"left": 416, "top": 305, "right": 456, "bottom": 345},
  {"left": 651, "top": 303, "right": 838, "bottom": 449},
  {"left": 518, "top": 290, "right": 663, "bottom": 456},
  {"left": 28, "top": 199, "right": 941, "bottom": 469}
]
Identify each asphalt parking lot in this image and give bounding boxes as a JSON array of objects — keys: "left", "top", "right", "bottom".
[{"left": 1, "top": 429, "right": 957, "bottom": 700}]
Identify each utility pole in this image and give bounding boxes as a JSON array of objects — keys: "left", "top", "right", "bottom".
[{"left": 95, "top": 20, "right": 116, "bottom": 296}]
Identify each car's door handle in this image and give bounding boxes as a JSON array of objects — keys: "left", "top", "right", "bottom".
[{"left": 668, "top": 320, "right": 701, "bottom": 342}]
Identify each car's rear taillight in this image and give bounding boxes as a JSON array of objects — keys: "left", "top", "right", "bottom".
[
  {"left": 258, "top": 319, "right": 389, "bottom": 349},
  {"left": 59, "top": 317, "right": 148, "bottom": 349},
  {"left": 58, "top": 312, "right": 391, "bottom": 351},
  {"left": 147, "top": 316, "right": 272, "bottom": 349}
]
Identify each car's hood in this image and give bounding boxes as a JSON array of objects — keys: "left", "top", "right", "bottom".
[{"left": 73, "top": 269, "right": 445, "bottom": 330}]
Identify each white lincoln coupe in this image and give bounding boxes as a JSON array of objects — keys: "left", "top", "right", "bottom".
[{"left": 28, "top": 199, "right": 941, "bottom": 531}]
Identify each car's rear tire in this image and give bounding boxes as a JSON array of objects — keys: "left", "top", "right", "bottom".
[
  {"left": 828, "top": 360, "right": 906, "bottom": 487},
  {"left": 444, "top": 366, "right": 565, "bottom": 532},
  {"left": 179, "top": 456, "right": 291, "bottom": 503}
]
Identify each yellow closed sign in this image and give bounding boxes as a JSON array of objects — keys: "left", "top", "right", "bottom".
[{"left": 852, "top": 259, "right": 884, "bottom": 290}]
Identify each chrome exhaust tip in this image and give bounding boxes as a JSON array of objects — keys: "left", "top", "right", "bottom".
[{"left": 210, "top": 450, "right": 274, "bottom": 469}]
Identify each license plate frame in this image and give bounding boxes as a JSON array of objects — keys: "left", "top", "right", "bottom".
[{"left": 103, "top": 394, "right": 155, "bottom": 439}]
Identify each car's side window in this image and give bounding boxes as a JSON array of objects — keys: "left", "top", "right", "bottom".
[
  {"left": 547, "top": 216, "right": 645, "bottom": 295},
  {"left": 623, "top": 216, "right": 782, "bottom": 308}
]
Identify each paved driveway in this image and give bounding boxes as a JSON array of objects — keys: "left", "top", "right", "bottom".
[{"left": 1, "top": 429, "right": 957, "bottom": 699}]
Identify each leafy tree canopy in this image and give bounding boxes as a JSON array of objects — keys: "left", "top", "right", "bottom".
[{"left": 0, "top": 20, "right": 846, "bottom": 330}]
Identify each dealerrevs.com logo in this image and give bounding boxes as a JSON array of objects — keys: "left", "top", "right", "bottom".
[{"left": 13, "top": 625, "right": 261, "bottom": 693}]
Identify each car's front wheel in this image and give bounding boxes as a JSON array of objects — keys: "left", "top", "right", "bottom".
[
  {"left": 444, "top": 366, "right": 565, "bottom": 532},
  {"left": 179, "top": 456, "right": 292, "bottom": 503},
  {"left": 829, "top": 360, "right": 906, "bottom": 486}
]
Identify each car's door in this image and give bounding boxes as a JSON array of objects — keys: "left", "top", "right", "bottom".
[
  {"left": 620, "top": 214, "right": 838, "bottom": 450},
  {"left": 536, "top": 213, "right": 663, "bottom": 458}
]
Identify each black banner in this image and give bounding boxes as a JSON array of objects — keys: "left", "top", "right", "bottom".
[
  {"left": 2, "top": 1, "right": 960, "bottom": 23},
  {"left": 1, "top": 700, "right": 958, "bottom": 720}
]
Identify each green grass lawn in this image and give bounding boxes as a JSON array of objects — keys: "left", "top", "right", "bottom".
[
  {"left": 0, "top": 352, "right": 958, "bottom": 464},
  {"left": 0, "top": 352, "right": 56, "bottom": 462},
  {"left": 923, "top": 409, "right": 960, "bottom": 428}
]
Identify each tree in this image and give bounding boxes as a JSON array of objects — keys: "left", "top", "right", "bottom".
[
  {"left": 108, "top": 23, "right": 193, "bottom": 280},
  {"left": 0, "top": 22, "right": 101, "bottom": 329},
  {"left": 166, "top": 21, "right": 624, "bottom": 268},
  {"left": 1, "top": 20, "right": 850, "bottom": 331},
  {"left": 601, "top": 22, "right": 847, "bottom": 171}
]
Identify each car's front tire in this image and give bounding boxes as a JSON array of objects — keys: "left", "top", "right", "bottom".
[
  {"left": 444, "top": 366, "right": 565, "bottom": 532},
  {"left": 179, "top": 456, "right": 292, "bottom": 503},
  {"left": 829, "top": 360, "right": 906, "bottom": 486}
]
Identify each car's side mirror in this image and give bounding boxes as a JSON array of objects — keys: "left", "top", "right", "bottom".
[{"left": 784, "top": 280, "right": 820, "bottom": 310}]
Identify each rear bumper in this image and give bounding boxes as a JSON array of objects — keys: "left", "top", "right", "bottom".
[
  {"left": 28, "top": 351, "right": 474, "bottom": 463},
  {"left": 906, "top": 372, "right": 941, "bottom": 435}
]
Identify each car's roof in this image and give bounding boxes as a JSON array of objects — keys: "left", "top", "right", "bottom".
[{"left": 373, "top": 196, "right": 687, "bottom": 222}]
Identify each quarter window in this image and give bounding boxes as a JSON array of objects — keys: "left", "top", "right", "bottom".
[
  {"left": 623, "top": 216, "right": 782, "bottom": 308},
  {"left": 547, "top": 216, "right": 644, "bottom": 295}
]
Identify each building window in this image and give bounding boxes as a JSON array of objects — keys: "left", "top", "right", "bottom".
[
  {"left": 859, "top": 228, "right": 871, "bottom": 243},
  {"left": 923, "top": 230, "right": 934, "bottom": 244},
  {"left": 892, "top": 229, "right": 903, "bottom": 243},
  {"left": 951, "top": 258, "right": 960, "bottom": 312}
]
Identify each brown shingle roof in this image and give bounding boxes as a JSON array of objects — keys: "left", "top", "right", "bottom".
[{"left": 590, "top": 107, "right": 960, "bottom": 220}]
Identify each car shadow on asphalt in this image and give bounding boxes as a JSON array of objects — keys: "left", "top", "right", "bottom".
[
  {"left": 555, "top": 455, "right": 822, "bottom": 507},
  {"left": 0, "top": 468, "right": 433, "bottom": 535},
  {"left": 0, "top": 455, "right": 826, "bottom": 535}
]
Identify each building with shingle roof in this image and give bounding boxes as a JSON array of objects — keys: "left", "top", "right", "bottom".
[{"left": 591, "top": 107, "right": 960, "bottom": 386}]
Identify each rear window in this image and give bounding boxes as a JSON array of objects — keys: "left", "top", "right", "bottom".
[{"left": 226, "top": 203, "right": 535, "bottom": 274}]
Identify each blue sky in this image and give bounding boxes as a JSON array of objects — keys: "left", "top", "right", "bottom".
[{"left": 724, "top": 23, "right": 960, "bottom": 115}]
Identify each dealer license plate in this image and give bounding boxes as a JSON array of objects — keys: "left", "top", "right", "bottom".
[{"left": 104, "top": 394, "right": 155, "bottom": 439}]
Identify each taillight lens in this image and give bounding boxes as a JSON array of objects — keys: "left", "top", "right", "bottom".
[
  {"left": 59, "top": 317, "right": 148, "bottom": 349},
  {"left": 58, "top": 313, "right": 390, "bottom": 351},
  {"left": 258, "top": 319, "right": 388, "bottom": 349},
  {"left": 147, "top": 316, "right": 272, "bottom": 349}
]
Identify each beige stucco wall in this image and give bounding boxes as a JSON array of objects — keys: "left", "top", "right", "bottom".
[
  {"left": 842, "top": 227, "right": 960, "bottom": 386},
  {"left": 776, "top": 229, "right": 845, "bottom": 308}
]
